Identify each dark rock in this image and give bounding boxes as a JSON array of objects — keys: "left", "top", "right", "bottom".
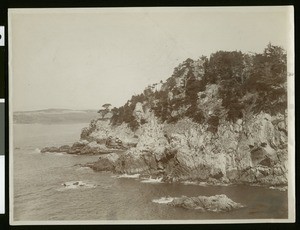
[
  {"left": 68, "top": 141, "right": 88, "bottom": 154},
  {"left": 72, "top": 141, "right": 88, "bottom": 148},
  {"left": 143, "top": 153, "right": 158, "bottom": 170},
  {"left": 106, "top": 136, "right": 126, "bottom": 149},
  {"left": 87, "top": 153, "right": 120, "bottom": 172},
  {"left": 226, "top": 168, "right": 238, "bottom": 181},
  {"left": 114, "top": 154, "right": 150, "bottom": 174},
  {"left": 250, "top": 147, "right": 268, "bottom": 166},
  {"left": 41, "top": 146, "right": 60, "bottom": 153},
  {"left": 259, "top": 156, "right": 272, "bottom": 167},
  {"left": 90, "top": 158, "right": 115, "bottom": 171},
  {"left": 58, "top": 145, "right": 70, "bottom": 152},
  {"left": 210, "top": 168, "right": 224, "bottom": 179}
]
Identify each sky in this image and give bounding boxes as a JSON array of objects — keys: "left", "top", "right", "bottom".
[{"left": 9, "top": 7, "right": 293, "bottom": 111}]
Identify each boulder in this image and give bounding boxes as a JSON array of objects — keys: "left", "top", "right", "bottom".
[
  {"left": 114, "top": 153, "right": 151, "bottom": 174},
  {"left": 41, "top": 146, "right": 60, "bottom": 153},
  {"left": 105, "top": 136, "right": 126, "bottom": 149},
  {"left": 250, "top": 147, "right": 268, "bottom": 166},
  {"left": 87, "top": 153, "right": 120, "bottom": 172}
]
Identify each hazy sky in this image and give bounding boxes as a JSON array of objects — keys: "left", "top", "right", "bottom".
[{"left": 9, "top": 7, "right": 293, "bottom": 111}]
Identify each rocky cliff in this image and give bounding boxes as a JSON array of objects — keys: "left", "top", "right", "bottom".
[
  {"left": 42, "top": 44, "right": 288, "bottom": 188},
  {"left": 82, "top": 110, "right": 287, "bottom": 186}
]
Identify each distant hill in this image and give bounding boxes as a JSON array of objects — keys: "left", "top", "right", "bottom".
[{"left": 13, "top": 109, "right": 99, "bottom": 124}]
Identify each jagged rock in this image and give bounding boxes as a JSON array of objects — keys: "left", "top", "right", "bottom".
[
  {"left": 259, "top": 156, "right": 273, "bottom": 167},
  {"left": 58, "top": 145, "right": 70, "bottom": 152},
  {"left": 226, "top": 168, "right": 238, "bottom": 181},
  {"left": 88, "top": 153, "right": 120, "bottom": 171},
  {"left": 114, "top": 153, "right": 151, "bottom": 174},
  {"left": 105, "top": 136, "right": 126, "bottom": 149},
  {"left": 68, "top": 140, "right": 88, "bottom": 154},
  {"left": 84, "top": 119, "right": 137, "bottom": 145},
  {"left": 250, "top": 147, "right": 268, "bottom": 166},
  {"left": 210, "top": 167, "right": 224, "bottom": 179},
  {"left": 78, "top": 112, "right": 288, "bottom": 186},
  {"left": 133, "top": 114, "right": 169, "bottom": 158},
  {"left": 169, "top": 194, "right": 244, "bottom": 212}
]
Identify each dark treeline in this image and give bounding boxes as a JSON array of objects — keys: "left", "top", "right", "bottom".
[{"left": 109, "top": 44, "right": 287, "bottom": 131}]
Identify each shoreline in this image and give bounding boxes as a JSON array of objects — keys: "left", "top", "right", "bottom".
[{"left": 40, "top": 146, "right": 288, "bottom": 192}]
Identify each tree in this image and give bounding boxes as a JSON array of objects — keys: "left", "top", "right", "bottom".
[
  {"left": 102, "top": 103, "right": 112, "bottom": 110},
  {"left": 246, "top": 44, "right": 287, "bottom": 114},
  {"left": 98, "top": 103, "right": 112, "bottom": 119}
]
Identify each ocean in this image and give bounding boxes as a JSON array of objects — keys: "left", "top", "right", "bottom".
[{"left": 12, "top": 123, "right": 288, "bottom": 222}]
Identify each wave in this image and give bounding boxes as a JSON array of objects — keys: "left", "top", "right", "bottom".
[
  {"left": 182, "top": 181, "right": 232, "bottom": 187},
  {"left": 75, "top": 166, "right": 92, "bottom": 172},
  {"left": 23, "top": 148, "right": 41, "bottom": 155},
  {"left": 182, "top": 181, "right": 207, "bottom": 186},
  {"left": 34, "top": 148, "right": 41, "bottom": 153},
  {"left": 269, "top": 186, "right": 288, "bottom": 192},
  {"left": 117, "top": 173, "right": 140, "bottom": 179},
  {"left": 152, "top": 197, "right": 174, "bottom": 204},
  {"left": 140, "top": 177, "right": 163, "bottom": 184}
]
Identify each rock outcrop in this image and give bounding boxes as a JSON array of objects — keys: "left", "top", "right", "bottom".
[
  {"left": 81, "top": 109, "right": 287, "bottom": 187},
  {"left": 85, "top": 153, "right": 120, "bottom": 171},
  {"left": 41, "top": 139, "right": 125, "bottom": 155},
  {"left": 168, "top": 194, "right": 244, "bottom": 212}
]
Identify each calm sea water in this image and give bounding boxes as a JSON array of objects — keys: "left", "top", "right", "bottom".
[{"left": 12, "top": 123, "right": 288, "bottom": 221}]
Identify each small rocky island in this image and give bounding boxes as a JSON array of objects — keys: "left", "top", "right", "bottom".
[
  {"left": 153, "top": 194, "right": 244, "bottom": 212},
  {"left": 42, "top": 44, "right": 288, "bottom": 192}
]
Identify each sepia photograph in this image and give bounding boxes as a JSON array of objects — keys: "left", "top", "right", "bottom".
[{"left": 8, "top": 7, "right": 294, "bottom": 224}]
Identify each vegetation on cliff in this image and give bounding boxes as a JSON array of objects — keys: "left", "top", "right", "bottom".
[{"left": 107, "top": 43, "right": 286, "bottom": 132}]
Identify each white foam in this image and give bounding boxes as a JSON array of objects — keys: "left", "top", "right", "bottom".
[
  {"left": 182, "top": 181, "right": 207, "bottom": 186},
  {"left": 34, "top": 148, "right": 41, "bottom": 153},
  {"left": 269, "top": 186, "right": 288, "bottom": 192},
  {"left": 117, "top": 173, "right": 140, "bottom": 179},
  {"left": 250, "top": 184, "right": 261, "bottom": 187},
  {"left": 140, "top": 177, "right": 163, "bottom": 183},
  {"left": 182, "top": 181, "right": 198, "bottom": 185},
  {"left": 182, "top": 181, "right": 232, "bottom": 187},
  {"left": 152, "top": 197, "right": 174, "bottom": 204},
  {"left": 76, "top": 166, "right": 92, "bottom": 172}
]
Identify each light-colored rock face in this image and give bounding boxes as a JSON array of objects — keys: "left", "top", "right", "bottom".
[
  {"left": 132, "top": 113, "right": 169, "bottom": 159},
  {"left": 82, "top": 100, "right": 287, "bottom": 186},
  {"left": 133, "top": 102, "right": 145, "bottom": 123},
  {"left": 85, "top": 119, "right": 137, "bottom": 144},
  {"left": 197, "top": 84, "right": 223, "bottom": 118},
  {"left": 158, "top": 113, "right": 287, "bottom": 185},
  {"left": 83, "top": 108, "right": 287, "bottom": 187}
]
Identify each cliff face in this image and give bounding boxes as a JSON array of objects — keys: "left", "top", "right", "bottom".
[
  {"left": 162, "top": 112, "right": 287, "bottom": 185},
  {"left": 70, "top": 45, "right": 288, "bottom": 186},
  {"left": 80, "top": 108, "right": 287, "bottom": 186}
]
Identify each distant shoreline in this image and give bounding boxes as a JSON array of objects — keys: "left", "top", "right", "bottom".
[{"left": 13, "top": 109, "right": 99, "bottom": 124}]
